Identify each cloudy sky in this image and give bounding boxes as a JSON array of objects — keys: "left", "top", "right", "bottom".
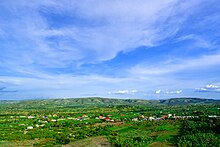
[{"left": 0, "top": 0, "right": 220, "bottom": 100}]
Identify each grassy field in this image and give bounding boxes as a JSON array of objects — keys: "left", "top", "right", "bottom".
[
  {"left": 63, "top": 136, "right": 111, "bottom": 147},
  {"left": 0, "top": 98, "right": 219, "bottom": 146}
]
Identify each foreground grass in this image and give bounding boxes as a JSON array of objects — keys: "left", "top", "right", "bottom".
[
  {"left": 63, "top": 136, "right": 111, "bottom": 147},
  {"left": 0, "top": 138, "right": 56, "bottom": 147}
]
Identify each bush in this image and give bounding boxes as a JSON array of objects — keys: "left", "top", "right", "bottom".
[
  {"left": 54, "top": 133, "right": 70, "bottom": 145},
  {"left": 177, "top": 133, "right": 220, "bottom": 147}
]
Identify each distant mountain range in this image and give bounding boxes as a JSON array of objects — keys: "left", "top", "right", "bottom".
[{"left": 0, "top": 97, "right": 219, "bottom": 109}]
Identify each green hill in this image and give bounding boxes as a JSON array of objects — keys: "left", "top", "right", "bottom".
[
  {"left": 159, "top": 98, "right": 220, "bottom": 105},
  {"left": 0, "top": 97, "right": 219, "bottom": 110}
]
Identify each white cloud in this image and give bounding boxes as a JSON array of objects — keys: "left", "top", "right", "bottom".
[
  {"left": 1, "top": 0, "right": 219, "bottom": 99},
  {"left": 108, "top": 89, "right": 138, "bottom": 95},
  {"left": 155, "top": 90, "right": 161, "bottom": 94},
  {"left": 129, "top": 53, "right": 220, "bottom": 76},
  {"left": 205, "top": 84, "right": 219, "bottom": 89},
  {"left": 196, "top": 84, "right": 220, "bottom": 92},
  {"left": 131, "top": 90, "right": 138, "bottom": 93},
  {"left": 155, "top": 89, "right": 183, "bottom": 94},
  {"left": 176, "top": 34, "right": 215, "bottom": 49},
  {"left": 0, "top": 0, "right": 202, "bottom": 68},
  {"left": 0, "top": 74, "right": 131, "bottom": 99},
  {"left": 166, "top": 90, "right": 182, "bottom": 94}
]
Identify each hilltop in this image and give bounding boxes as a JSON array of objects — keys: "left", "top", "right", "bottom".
[{"left": 159, "top": 97, "right": 220, "bottom": 105}]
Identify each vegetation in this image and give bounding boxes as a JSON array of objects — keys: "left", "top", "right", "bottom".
[
  {"left": 0, "top": 97, "right": 219, "bottom": 146},
  {"left": 177, "top": 117, "right": 220, "bottom": 147}
]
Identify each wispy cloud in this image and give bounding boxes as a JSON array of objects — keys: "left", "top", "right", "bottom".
[
  {"left": 155, "top": 89, "right": 182, "bottom": 94},
  {"left": 176, "top": 34, "right": 215, "bottom": 49},
  {"left": 108, "top": 90, "right": 138, "bottom": 95},
  {"left": 0, "top": 87, "right": 6, "bottom": 91},
  {"left": 0, "top": 87, "right": 17, "bottom": 93},
  {"left": 0, "top": 0, "right": 202, "bottom": 69},
  {"left": 0, "top": 0, "right": 220, "bottom": 99},
  {"left": 129, "top": 53, "right": 220, "bottom": 76},
  {"left": 166, "top": 90, "right": 182, "bottom": 94}
]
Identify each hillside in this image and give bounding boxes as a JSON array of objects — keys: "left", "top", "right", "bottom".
[
  {"left": 0, "top": 97, "right": 219, "bottom": 110},
  {"left": 159, "top": 98, "right": 220, "bottom": 105}
]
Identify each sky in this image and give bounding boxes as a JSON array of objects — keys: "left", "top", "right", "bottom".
[{"left": 0, "top": 0, "right": 220, "bottom": 100}]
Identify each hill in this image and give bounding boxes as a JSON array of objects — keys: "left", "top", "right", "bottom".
[
  {"left": 0, "top": 97, "right": 219, "bottom": 110},
  {"left": 159, "top": 98, "right": 220, "bottom": 105}
]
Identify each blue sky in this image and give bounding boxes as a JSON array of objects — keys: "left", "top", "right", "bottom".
[{"left": 0, "top": 0, "right": 220, "bottom": 100}]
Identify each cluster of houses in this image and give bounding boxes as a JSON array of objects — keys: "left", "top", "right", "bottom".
[
  {"left": 95, "top": 115, "right": 114, "bottom": 122},
  {"left": 12, "top": 113, "right": 219, "bottom": 130},
  {"left": 23, "top": 114, "right": 115, "bottom": 130},
  {"left": 131, "top": 114, "right": 203, "bottom": 122}
]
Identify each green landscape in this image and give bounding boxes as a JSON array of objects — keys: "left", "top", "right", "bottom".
[
  {"left": 0, "top": 97, "right": 219, "bottom": 147},
  {"left": 1, "top": 0, "right": 220, "bottom": 147}
]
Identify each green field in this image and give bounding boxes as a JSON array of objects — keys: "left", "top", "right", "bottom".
[{"left": 0, "top": 98, "right": 219, "bottom": 146}]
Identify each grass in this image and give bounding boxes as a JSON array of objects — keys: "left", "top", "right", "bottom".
[
  {"left": 149, "top": 123, "right": 179, "bottom": 146},
  {"left": 148, "top": 142, "right": 175, "bottom": 147},
  {"left": 0, "top": 138, "right": 56, "bottom": 147},
  {"left": 63, "top": 136, "right": 111, "bottom": 147}
]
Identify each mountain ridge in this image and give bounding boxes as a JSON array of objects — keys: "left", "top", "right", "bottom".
[{"left": 0, "top": 97, "right": 219, "bottom": 109}]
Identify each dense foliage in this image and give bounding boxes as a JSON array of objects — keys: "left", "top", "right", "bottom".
[{"left": 177, "top": 117, "right": 220, "bottom": 147}]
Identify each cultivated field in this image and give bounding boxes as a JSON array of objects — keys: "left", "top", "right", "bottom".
[{"left": 0, "top": 98, "right": 219, "bottom": 146}]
